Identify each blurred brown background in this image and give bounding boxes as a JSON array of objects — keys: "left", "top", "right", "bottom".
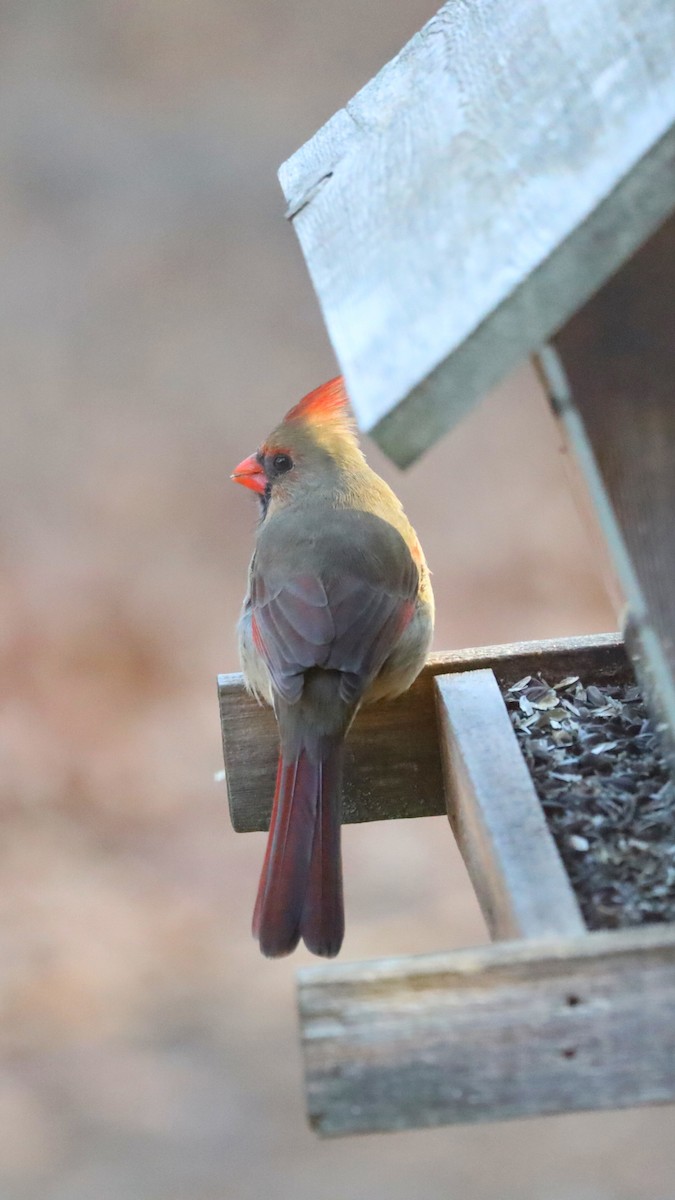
[{"left": 1, "top": 3, "right": 673, "bottom": 1198}]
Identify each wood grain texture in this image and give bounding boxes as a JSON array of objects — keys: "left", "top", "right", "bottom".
[
  {"left": 220, "top": 633, "right": 626, "bottom": 832},
  {"left": 539, "top": 213, "right": 675, "bottom": 760},
  {"left": 298, "top": 924, "right": 675, "bottom": 1135},
  {"left": 279, "top": 0, "right": 675, "bottom": 465},
  {"left": 435, "top": 670, "right": 585, "bottom": 940}
]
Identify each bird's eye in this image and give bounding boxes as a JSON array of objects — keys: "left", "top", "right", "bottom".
[{"left": 271, "top": 453, "right": 293, "bottom": 474}]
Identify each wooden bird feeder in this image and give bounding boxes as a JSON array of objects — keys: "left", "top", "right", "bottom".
[{"left": 220, "top": 0, "right": 675, "bottom": 1135}]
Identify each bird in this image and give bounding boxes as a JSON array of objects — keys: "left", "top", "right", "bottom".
[{"left": 232, "top": 377, "right": 434, "bottom": 958}]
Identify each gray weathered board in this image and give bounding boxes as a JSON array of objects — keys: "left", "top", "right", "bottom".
[
  {"left": 435, "top": 671, "right": 584, "bottom": 941},
  {"left": 299, "top": 925, "right": 675, "bottom": 1135},
  {"left": 279, "top": 0, "right": 675, "bottom": 466},
  {"left": 220, "top": 633, "right": 625, "bottom": 832},
  {"left": 537, "top": 213, "right": 675, "bottom": 764}
]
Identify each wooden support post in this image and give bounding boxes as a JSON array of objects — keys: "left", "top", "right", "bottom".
[
  {"left": 537, "top": 212, "right": 675, "bottom": 763},
  {"left": 299, "top": 925, "right": 675, "bottom": 1135},
  {"left": 435, "top": 670, "right": 584, "bottom": 941}
]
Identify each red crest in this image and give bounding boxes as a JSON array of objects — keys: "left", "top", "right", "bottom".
[{"left": 285, "top": 377, "right": 348, "bottom": 424}]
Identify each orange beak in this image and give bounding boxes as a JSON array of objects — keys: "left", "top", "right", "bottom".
[{"left": 231, "top": 453, "right": 267, "bottom": 495}]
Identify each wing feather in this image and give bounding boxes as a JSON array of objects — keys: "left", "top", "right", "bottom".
[{"left": 249, "top": 508, "right": 419, "bottom": 704}]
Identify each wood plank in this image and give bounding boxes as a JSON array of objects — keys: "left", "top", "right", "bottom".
[
  {"left": 220, "top": 633, "right": 626, "bottom": 832},
  {"left": 537, "top": 213, "right": 675, "bottom": 761},
  {"left": 279, "top": 0, "right": 675, "bottom": 465},
  {"left": 435, "top": 671, "right": 585, "bottom": 940},
  {"left": 298, "top": 924, "right": 675, "bottom": 1135}
]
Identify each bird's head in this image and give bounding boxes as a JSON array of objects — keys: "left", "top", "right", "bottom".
[{"left": 231, "top": 377, "right": 362, "bottom": 515}]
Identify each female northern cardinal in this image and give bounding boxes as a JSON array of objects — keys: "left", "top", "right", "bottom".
[{"left": 232, "top": 378, "right": 434, "bottom": 957}]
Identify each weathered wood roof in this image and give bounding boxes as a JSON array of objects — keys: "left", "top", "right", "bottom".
[{"left": 279, "top": 0, "right": 675, "bottom": 466}]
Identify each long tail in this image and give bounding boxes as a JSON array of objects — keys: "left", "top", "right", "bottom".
[{"left": 252, "top": 740, "right": 344, "bottom": 958}]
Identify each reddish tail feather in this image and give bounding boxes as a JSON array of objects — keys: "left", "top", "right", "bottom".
[{"left": 253, "top": 742, "right": 344, "bottom": 958}]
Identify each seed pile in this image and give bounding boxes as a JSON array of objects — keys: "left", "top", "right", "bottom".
[{"left": 503, "top": 673, "right": 675, "bottom": 929}]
